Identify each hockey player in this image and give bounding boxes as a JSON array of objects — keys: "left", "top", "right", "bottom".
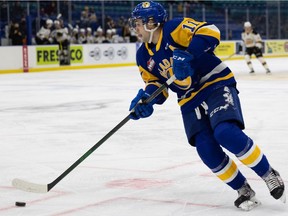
[
  {"left": 50, "top": 20, "right": 62, "bottom": 44},
  {"left": 111, "top": 28, "right": 125, "bottom": 43},
  {"left": 241, "top": 21, "right": 271, "bottom": 74},
  {"left": 53, "top": 22, "right": 71, "bottom": 65},
  {"left": 70, "top": 28, "right": 79, "bottom": 44},
  {"left": 86, "top": 27, "right": 95, "bottom": 44},
  {"left": 128, "top": 1, "right": 285, "bottom": 211},
  {"left": 78, "top": 28, "right": 87, "bottom": 44},
  {"left": 35, "top": 19, "right": 53, "bottom": 45},
  {"left": 94, "top": 26, "right": 106, "bottom": 43}
]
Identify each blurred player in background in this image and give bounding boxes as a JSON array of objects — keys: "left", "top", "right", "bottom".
[
  {"left": 70, "top": 27, "right": 79, "bottom": 44},
  {"left": 35, "top": 19, "right": 53, "bottom": 45},
  {"left": 52, "top": 20, "right": 70, "bottom": 65},
  {"left": 50, "top": 20, "right": 62, "bottom": 43},
  {"left": 128, "top": 1, "right": 285, "bottom": 211},
  {"left": 86, "top": 27, "right": 94, "bottom": 43},
  {"left": 94, "top": 26, "right": 106, "bottom": 43},
  {"left": 241, "top": 21, "right": 271, "bottom": 74},
  {"left": 78, "top": 28, "right": 87, "bottom": 44}
]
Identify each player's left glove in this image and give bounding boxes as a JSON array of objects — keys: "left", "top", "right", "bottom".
[
  {"left": 172, "top": 49, "right": 195, "bottom": 80},
  {"left": 129, "top": 89, "right": 154, "bottom": 120}
]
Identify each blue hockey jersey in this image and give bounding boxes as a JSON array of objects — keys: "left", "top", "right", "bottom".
[{"left": 136, "top": 17, "right": 237, "bottom": 114}]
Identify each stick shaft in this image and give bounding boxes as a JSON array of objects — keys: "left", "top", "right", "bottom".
[
  {"left": 47, "top": 75, "right": 176, "bottom": 191},
  {"left": 47, "top": 114, "right": 130, "bottom": 191},
  {"left": 13, "top": 75, "right": 176, "bottom": 193}
]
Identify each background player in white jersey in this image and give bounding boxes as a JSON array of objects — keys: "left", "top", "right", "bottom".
[
  {"left": 35, "top": 19, "right": 53, "bottom": 45},
  {"left": 51, "top": 20, "right": 71, "bottom": 65},
  {"left": 86, "top": 27, "right": 95, "bottom": 43},
  {"left": 128, "top": 1, "right": 285, "bottom": 211},
  {"left": 241, "top": 21, "right": 271, "bottom": 74},
  {"left": 70, "top": 28, "right": 79, "bottom": 44},
  {"left": 94, "top": 26, "right": 106, "bottom": 43},
  {"left": 78, "top": 28, "right": 87, "bottom": 44}
]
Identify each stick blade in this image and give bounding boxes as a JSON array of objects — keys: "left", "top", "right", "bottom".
[{"left": 12, "top": 178, "right": 48, "bottom": 193}]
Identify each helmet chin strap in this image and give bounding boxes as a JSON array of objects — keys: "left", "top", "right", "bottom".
[{"left": 144, "top": 23, "right": 160, "bottom": 43}]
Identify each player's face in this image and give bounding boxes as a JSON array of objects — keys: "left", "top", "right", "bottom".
[
  {"left": 245, "top": 27, "right": 252, "bottom": 33},
  {"left": 134, "top": 19, "right": 150, "bottom": 42}
]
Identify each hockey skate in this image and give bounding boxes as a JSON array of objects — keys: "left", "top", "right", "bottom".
[
  {"left": 234, "top": 181, "right": 261, "bottom": 211},
  {"left": 263, "top": 168, "right": 286, "bottom": 203}
]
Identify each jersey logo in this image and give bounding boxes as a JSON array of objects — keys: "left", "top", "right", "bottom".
[
  {"left": 147, "top": 57, "right": 155, "bottom": 71},
  {"left": 142, "top": 2, "right": 150, "bottom": 8},
  {"left": 172, "top": 55, "right": 185, "bottom": 61}
]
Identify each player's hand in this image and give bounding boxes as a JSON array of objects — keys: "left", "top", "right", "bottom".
[
  {"left": 172, "top": 49, "right": 195, "bottom": 80},
  {"left": 129, "top": 89, "right": 154, "bottom": 120},
  {"left": 255, "top": 42, "right": 262, "bottom": 49}
]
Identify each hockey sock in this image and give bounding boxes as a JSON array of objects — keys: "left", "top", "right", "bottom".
[
  {"left": 195, "top": 129, "right": 246, "bottom": 190},
  {"left": 245, "top": 55, "right": 254, "bottom": 71},
  {"left": 214, "top": 122, "right": 270, "bottom": 177},
  {"left": 257, "top": 57, "right": 270, "bottom": 71}
]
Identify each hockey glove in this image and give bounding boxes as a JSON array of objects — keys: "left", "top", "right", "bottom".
[
  {"left": 172, "top": 49, "right": 195, "bottom": 80},
  {"left": 129, "top": 89, "right": 154, "bottom": 120},
  {"left": 255, "top": 42, "right": 263, "bottom": 49}
]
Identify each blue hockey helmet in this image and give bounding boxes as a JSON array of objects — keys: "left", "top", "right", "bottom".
[{"left": 130, "top": 1, "right": 167, "bottom": 28}]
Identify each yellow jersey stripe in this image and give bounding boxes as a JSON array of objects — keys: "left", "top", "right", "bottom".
[
  {"left": 145, "top": 29, "right": 163, "bottom": 56},
  {"left": 138, "top": 66, "right": 169, "bottom": 99},
  {"left": 139, "top": 66, "right": 159, "bottom": 83},
  {"left": 178, "top": 72, "right": 234, "bottom": 106}
]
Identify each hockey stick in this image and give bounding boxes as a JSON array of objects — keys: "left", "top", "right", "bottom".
[
  {"left": 222, "top": 52, "right": 236, "bottom": 61},
  {"left": 12, "top": 75, "right": 176, "bottom": 193}
]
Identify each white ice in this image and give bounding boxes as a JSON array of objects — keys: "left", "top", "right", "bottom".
[{"left": 0, "top": 58, "right": 287, "bottom": 216}]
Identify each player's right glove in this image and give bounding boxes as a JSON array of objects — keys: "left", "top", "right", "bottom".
[
  {"left": 172, "top": 49, "right": 195, "bottom": 80},
  {"left": 129, "top": 89, "right": 154, "bottom": 120}
]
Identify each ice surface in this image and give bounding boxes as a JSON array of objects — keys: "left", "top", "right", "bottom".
[{"left": 0, "top": 58, "right": 287, "bottom": 215}]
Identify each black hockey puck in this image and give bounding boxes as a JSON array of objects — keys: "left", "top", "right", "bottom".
[{"left": 15, "top": 201, "right": 26, "bottom": 207}]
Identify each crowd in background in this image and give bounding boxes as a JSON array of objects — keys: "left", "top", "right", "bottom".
[
  {"left": 3, "top": 1, "right": 139, "bottom": 46},
  {"left": 33, "top": 14, "right": 138, "bottom": 46},
  {"left": 1, "top": 0, "right": 288, "bottom": 46}
]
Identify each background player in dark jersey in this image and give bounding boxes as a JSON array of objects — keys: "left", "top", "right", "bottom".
[
  {"left": 241, "top": 21, "right": 271, "bottom": 74},
  {"left": 128, "top": 1, "right": 285, "bottom": 211}
]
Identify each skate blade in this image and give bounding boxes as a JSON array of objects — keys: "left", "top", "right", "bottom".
[{"left": 239, "top": 197, "right": 261, "bottom": 211}]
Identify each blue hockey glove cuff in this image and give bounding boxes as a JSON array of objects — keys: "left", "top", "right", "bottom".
[
  {"left": 129, "top": 89, "right": 154, "bottom": 120},
  {"left": 172, "top": 49, "right": 195, "bottom": 80}
]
